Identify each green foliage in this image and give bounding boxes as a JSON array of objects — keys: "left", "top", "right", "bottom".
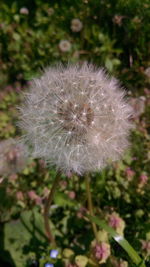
[{"left": 0, "top": 0, "right": 150, "bottom": 84}]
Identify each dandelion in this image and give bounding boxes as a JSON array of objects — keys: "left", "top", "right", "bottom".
[
  {"left": 71, "top": 19, "right": 83, "bottom": 32},
  {"left": 58, "top": 40, "right": 71, "bottom": 52},
  {"left": 20, "top": 7, "right": 29, "bottom": 15},
  {"left": 19, "top": 63, "right": 132, "bottom": 175}
]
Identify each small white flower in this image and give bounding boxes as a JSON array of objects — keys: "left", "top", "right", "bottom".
[
  {"left": 19, "top": 63, "right": 133, "bottom": 175},
  {"left": 71, "top": 18, "right": 83, "bottom": 32},
  {"left": 58, "top": 40, "right": 71, "bottom": 52}
]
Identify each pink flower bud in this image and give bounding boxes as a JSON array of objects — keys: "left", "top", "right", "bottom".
[
  {"left": 108, "top": 212, "right": 125, "bottom": 235},
  {"left": 28, "top": 190, "right": 42, "bottom": 205},
  {"left": 93, "top": 242, "right": 111, "bottom": 264},
  {"left": 67, "top": 191, "right": 76, "bottom": 199},
  {"left": 125, "top": 167, "right": 135, "bottom": 181},
  {"left": 139, "top": 174, "right": 148, "bottom": 184}
]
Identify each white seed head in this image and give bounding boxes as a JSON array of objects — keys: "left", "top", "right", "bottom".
[
  {"left": 58, "top": 40, "right": 71, "bottom": 52},
  {"left": 19, "top": 63, "right": 133, "bottom": 175},
  {"left": 71, "top": 18, "right": 83, "bottom": 32}
]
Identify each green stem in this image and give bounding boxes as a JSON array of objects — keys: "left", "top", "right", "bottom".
[
  {"left": 85, "top": 173, "right": 99, "bottom": 242},
  {"left": 44, "top": 171, "right": 61, "bottom": 247}
]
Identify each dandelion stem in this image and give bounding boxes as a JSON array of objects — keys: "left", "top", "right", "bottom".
[
  {"left": 44, "top": 171, "right": 61, "bottom": 246},
  {"left": 85, "top": 173, "right": 99, "bottom": 242}
]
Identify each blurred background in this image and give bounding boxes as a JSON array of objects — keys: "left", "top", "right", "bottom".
[{"left": 0, "top": 0, "right": 150, "bottom": 266}]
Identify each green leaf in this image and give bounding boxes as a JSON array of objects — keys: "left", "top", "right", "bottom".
[
  {"left": 3, "top": 208, "right": 47, "bottom": 267},
  {"left": 54, "top": 192, "right": 78, "bottom": 207},
  {"left": 87, "top": 215, "right": 146, "bottom": 267}
]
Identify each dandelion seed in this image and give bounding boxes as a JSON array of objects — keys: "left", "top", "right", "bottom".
[{"left": 19, "top": 63, "right": 133, "bottom": 175}]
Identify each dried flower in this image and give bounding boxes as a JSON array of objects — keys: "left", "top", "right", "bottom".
[
  {"left": 19, "top": 63, "right": 132, "bottom": 175},
  {"left": 71, "top": 19, "right": 83, "bottom": 32},
  {"left": 58, "top": 40, "right": 71, "bottom": 52},
  {"left": 20, "top": 7, "right": 29, "bottom": 15}
]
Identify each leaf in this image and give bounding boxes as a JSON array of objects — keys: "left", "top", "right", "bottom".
[
  {"left": 54, "top": 192, "right": 78, "bottom": 207},
  {"left": 3, "top": 208, "right": 48, "bottom": 267},
  {"left": 105, "top": 58, "right": 113, "bottom": 72}
]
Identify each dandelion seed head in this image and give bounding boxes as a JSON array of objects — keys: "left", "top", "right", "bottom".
[
  {"left": 20, "top": 7, "right": 29, "bottom": 15},
  {"left": 71, "top": 18, "right": 83, "bottom": 32},
  {"left": 58, "top": 40, "right": 71, "bottom": 52},
  {"left": 19, "top": 63, "right": 133, "bottom": 175}
]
